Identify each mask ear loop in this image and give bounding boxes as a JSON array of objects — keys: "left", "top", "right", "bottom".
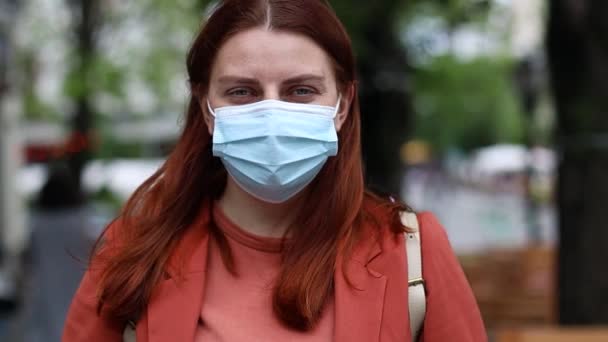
[
  {"left": 206, "top": 100, "right": 217, "bottom": 117},
  {"left": 332, "top": 94, "right": 342, "bottom": 118}
]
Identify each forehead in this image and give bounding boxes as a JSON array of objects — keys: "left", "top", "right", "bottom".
[{"left": 211, "top": 28, "right": 335, "bottom": 81}]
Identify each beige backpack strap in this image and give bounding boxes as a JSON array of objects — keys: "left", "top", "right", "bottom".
[
  {"left": 123, "top": 320, "right": 136, "bottom": 342},
  {"left": 400, "top": 211, "right": 426, "bottom": 341}
]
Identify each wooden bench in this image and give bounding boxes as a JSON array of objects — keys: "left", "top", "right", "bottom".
[{"left": 496, "top": 327, "right": 608, "bottom": 342}]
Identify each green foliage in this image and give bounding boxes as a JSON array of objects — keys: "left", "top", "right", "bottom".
[
  {"left": 91, "top": 186, "right": 124, "bottom": 213},
  {"left": 95, "top": 120, "right": 145, "bottom": 159},
  {"left": 22, "top": 91, "right": 61, "bottom": 121},
  {"left": 406, "top": 0, "right": 491, "bottom": 28},
  {"left": 63, "top": 55, "right": 127, "bottom": 100},
  {"left": 17, "top": 49, "right": 61, "bottom": 120},
  {"left": 412, "top": 55, "right": 524, "bottom": 152},
  {"left": 133, "top": 0, "right": 212, "bottom": 110},
  {"left": 96, "top": 138, "right": 145, "bottom": 160},
  {"left": 400, "top": 0, "right": 526, "bottom": 153},
  {"left": 52, "top": 0, "right": 212, "bottom": 124}
]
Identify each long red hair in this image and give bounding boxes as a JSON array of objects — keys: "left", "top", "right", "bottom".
[{"left": 94, "top": 0, "right": 408, "bottom": 331}]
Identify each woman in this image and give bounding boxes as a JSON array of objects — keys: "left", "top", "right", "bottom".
[{"left": 63, "top": 0, "right": 486, "bottom": 341}]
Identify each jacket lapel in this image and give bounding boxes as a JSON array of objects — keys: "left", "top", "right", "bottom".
[
  {"left": 334, "top": 232, "right": 387, "bottom": 342},
  {"left": 145, "top": 209, "right": 210, "bottom": 342}
]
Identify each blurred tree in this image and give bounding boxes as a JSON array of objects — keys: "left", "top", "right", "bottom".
[
  {"left": 331, "top": 0, "right": 413, "bottom": 196},
  {"left": 13, "top": 0, "right": 72, "bottom": 121},
  {"left": 412, "top": 55, "right": 523, "bottom": 152},
  {"left": 12, "top": 0, "right": 210, "bottom": 157},
  {"left": 402, "top": 0, "right": 524, "bottom": 153},
  {"left": 547, "top": 0, "right": 608, "bottom": 324},
  {"left": 60, "top": 0, "right": 208, "bottom": 192},
  {"left": 64, "top": 0, "right": 104, "bottom": 200},
  {"left": 20, "top": 50, "right": 59, "bottom": 121}
]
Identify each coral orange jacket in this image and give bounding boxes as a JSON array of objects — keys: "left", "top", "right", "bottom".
[{"left": 63, "top": 211, "right": 486, "bottom": 342}]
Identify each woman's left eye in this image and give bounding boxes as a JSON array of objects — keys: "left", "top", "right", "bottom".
[{"left": 292, "top": 87, "right": 315, "bottom": 96}]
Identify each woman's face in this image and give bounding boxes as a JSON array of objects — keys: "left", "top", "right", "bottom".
[{"left": 204, "top": 27, "right": 351, "bottom": 133}]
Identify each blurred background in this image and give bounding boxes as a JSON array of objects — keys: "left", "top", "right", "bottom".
[{"left": 0, "top": 0, "right": 607, "bottom": 341}]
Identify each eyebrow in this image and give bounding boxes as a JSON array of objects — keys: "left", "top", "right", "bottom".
[
  {"left": 216, "top": 74, "right": 327, "bottom": 86},
  {"left": 216, "top": 76, "right": 259, "bottom": 85},
  {"left": 282, "top": 74, "right": 326, "bottom": 86}
]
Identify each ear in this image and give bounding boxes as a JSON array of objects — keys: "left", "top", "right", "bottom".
[
  {"left": 199, "top": 96, "right": 215, "bottom": 135},
  {"left": 334, "top": 82, "right": 355, "bottom": 131}
]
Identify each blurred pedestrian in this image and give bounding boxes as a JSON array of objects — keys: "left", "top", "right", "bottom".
[
  {"left": 22, "top": 163, "right": 91, "bottom": 342},
  {"left": 64, "top": 1, "right": 486, "bottom": 341}
]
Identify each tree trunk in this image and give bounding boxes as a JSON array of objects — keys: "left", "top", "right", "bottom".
[
  {"left": 66, "top": 0, "right": 101, "bottom": 200},
  {"left": 547, "top": 0, "right": 608, "bottom": 324},
  {"left": 357, "top": 10, "right": 413, "bottom": 197}
]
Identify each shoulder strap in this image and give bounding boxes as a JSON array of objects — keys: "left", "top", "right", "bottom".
[
  {"left": 400, "top": 211, "right": 426, "bottom": 341},
  {"left": 123, "top": 320, "right": 137, "bottom": 342}
]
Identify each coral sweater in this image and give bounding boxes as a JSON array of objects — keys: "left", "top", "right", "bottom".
[{"left": 194, "top": 205, "right": 334, "bottom": 341}]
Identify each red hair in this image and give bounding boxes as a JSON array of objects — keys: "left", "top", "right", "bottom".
[{"left": 94, "top": 0, "right": 408, "bottom": 331}]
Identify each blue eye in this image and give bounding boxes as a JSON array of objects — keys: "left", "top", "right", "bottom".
[
  {"left": 292, "top": 87, "right": 315, "bottom": 96},
  {"left": 228, "top": 88, "right": 254, "bottom": 97}
]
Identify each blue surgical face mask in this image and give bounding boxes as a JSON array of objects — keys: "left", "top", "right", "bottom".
[{"left": 208, "top": 97, "right": 341, "bottom": 203}]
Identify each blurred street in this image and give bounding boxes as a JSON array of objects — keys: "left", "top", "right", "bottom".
[
  {"left": 0, "top": 204, "right": 111, "bottom": 341},
  {"left": 404, "top": 168, "right": 556, "bottom": 254}
]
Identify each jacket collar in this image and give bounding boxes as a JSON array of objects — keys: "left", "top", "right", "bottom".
[{"left": 141, "top": 205, "right": 401, "bottom": 342}]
